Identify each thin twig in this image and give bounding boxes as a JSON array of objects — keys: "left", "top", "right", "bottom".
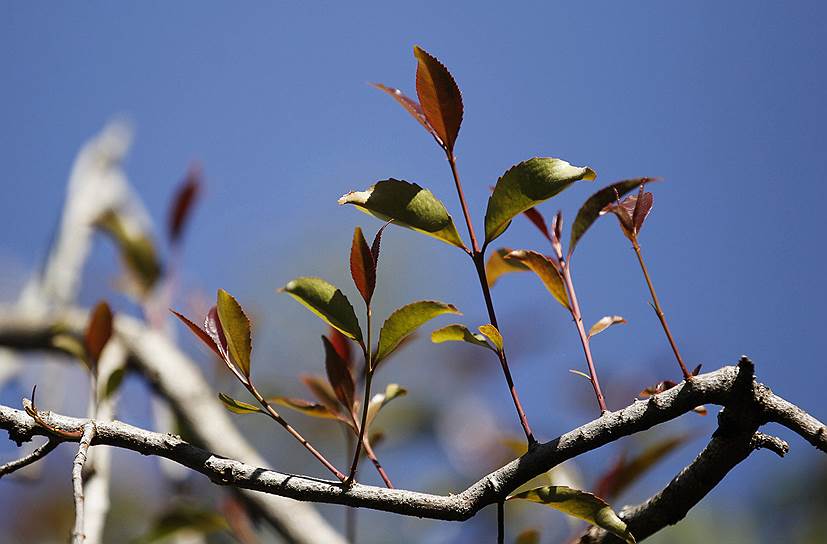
[
  {"left": 348, "top": 309, "right": 374, "bottom": 485},
  {"left": 497, "top": 500, "right": 505, "bottom": 544},
  {"left": 0, "top": 439, "right": 59, "bottom": 478},
  {"left": 71, "top": 422, "right": 96, "bottom": 544}
]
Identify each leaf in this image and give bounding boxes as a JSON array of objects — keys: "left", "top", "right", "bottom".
[
  {"left": 485, "top": 248, "right": 529, "bottom": 287},
  {"left": 280, "top": 277, "right": 363, "bottom": 342},
  {"left": 135, "top": 505, "right": 229, "bottom": 544},
  {"left": 413, "top": 46, "right": 463, "bottom": 153},
  {"left": 301, "top": 374, "right": 346, "bottom": 418},
  {"left": 322, "top": 335, "right": 355, "bottom": 411},
  {"left": 371, "top": 220, "right": 392, "bottom": 267},
  {"left": 478, "top": 324, "right": 503, "bottom": 352},
  {"left": 570, "top": 178, "right": 653, "bottom": 255},
  {"left": 350, "top": 227, "right": 376, "bottom": 304},
  {"left": 691, "top": 363, "right": 703, "bottom": 376},
  {"left": 96, "top": 211, "right": 162, "bottom": 293},
  {"left": 569, "top": 369, "right": 592, "bottom": 382},
  {"left": 204, "top": 307, "right": 230, "bottom": 362},
  {"left": 523, "top": 207, "right": 552, "bottom": 241},
  {"left": 339, "top": 179, "right": 465, "bottom": 249},
  {"left": 216, "top": 289, "right": 252, "bottom": 378},
  {"left": 485, "top": 158, "right": 597, "bottom": 244},
  {"left": 270, "top": 397, "right": 340, "bottom": 421},
  {"left": 632, "top": 190, "right": 654, "bottom": 234},
  {"left": 366, "top": 383, "right": 407, "bottom": 428},
  {"left": 588, "top": 316, "right": 627, "bottom": 338},
  {"left": 514, "top": 529, "right": 541, "bottom": 544},
  {"left": 638, "top": 380, "right": 677, "bottom": 397},
  {"left": 103, "top": 367, "right": 126, "bottom": 400},
  {"left": 431, "top": 323, "right": 493, "bottom": 351},
  {"left": 375, "top": 300, "right": 461, "bottom": 365},
  {"left": 505, "top": 250, "right": 569, "bottom": 309},
  {"left": 170, "top": 309, "right": 223, "bottom": 359},
  {"left": 51, "top": 334, "right": 88, "bottom": 366},
  {"left": 328, "top": 327, "right": 354, "bottom": 374},
  {"left": 167, "top": 165, "right": 201, "bottom": 245},
  {"left": 508, "top": 486, "right": 635, "bottom": 544},
  {"left": 218, "top": 393, "right": 262, "bottom": 414},
  {"left": 85, "top": 301, "right": 113, "bottom": 370},
  {"left": 372, "top": 83, "right": 437, "bottom": 142},
  {"left": 595, "top": 435, "right": 689, "bottom": 500}
]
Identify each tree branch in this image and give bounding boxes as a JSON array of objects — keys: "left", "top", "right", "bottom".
[
  {"left": 0, "top": 438, "right": 59, "bottom": 477},
  {"left": 71, "top": 422, "right": 96, "bottom": 544}
]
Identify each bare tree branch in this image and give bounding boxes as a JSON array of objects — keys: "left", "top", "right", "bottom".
[
  {"left": 0, "top": 438, "right": 59, "bottom": 477},
  {"left": 71, "top": 423, "right": 96, "bottom": 544}
]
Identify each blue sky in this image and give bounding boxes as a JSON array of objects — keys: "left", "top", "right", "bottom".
[{"left": 2, "top": 2, "right": 826, "bottom": 542}]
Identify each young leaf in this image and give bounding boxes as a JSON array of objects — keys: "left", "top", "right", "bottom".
[
  {"left": 218, "top": 393, "right": 262, "bottom": 414},
  {"left": 135, "top": 505, "right": 229, "bottom": 544},
  {"left": 216, "top": 289, "right": 252, "bottom": 378},
  {"left": 328, "top": 327, "right": 354, "bottom": 374},
  {"left": 322, "top": 335, "right": 355, "bottom": 411},
  {"left": 96, "top": 211, "right": 163, "bottom": 294},
  {"left": 371, "top": 220, "right": 392, "bottom": 267},
  {"left": 478, "top": 324, "right": 503, "bottom": 352},
  {"left": 569, "top": 369, "right": 592, "bottom": 382},
  {"left": 485, "top": 248, "right": 529, "bottom": 287},
  {"left": 588, "top": 316, "right": 627, "bottom": 338},
  {"left": 167, "top": 165, "right": 201, "bottom": 245},
  {"left": 505, "top": 250, "right": 569, "bottom": 310},
  {"left": 170, "top": 309, "right": 223, "bottom": 359},
  {"left": 632, "top": 190, "right": 654, "bottom": 234},
  {"left": 280, "top": 277, "right": 363, "bottom": 342},
  {"left": 638, "top": 380, "right": 678, "bottom": 397},
  {"left": 375, "top": 301, "right": 461, "bottom": 364},
  {"left": 595, "top": 435, "right": 689, "bottom": 500},
  {"left": 507, "top": 486, "right": 635, "bottom": 544},
  {"left": 103, "top": 367, "right": 126, "bottom": 400},
  {"left": 85, "top": 300, "right": 113, "bottom": 370},
  {"left": 431, "top": 323, "right": 494, "bottom": 351},
  {"left": 204, "top": 307, "right": 230, "bottom": 361},
  {"left": 301, "top": 374, "right": 346, "bottom": 418},
  {"left": 523, "top": 207, "right": 552, "bottom": 241},
  {"left": 339, "top": 179, "right": 465, "bottom": 249},
  {"left": 371, "top": 83, "right": 437, "bottom": 142},
  {"left": 270, "top": 397, "right": 340, "bottom": 421},
  {"left": 350, "top": 227, "right": 376, "bottom": 304},
  {"left": 413, "top": 46, "right": 463, "bottom": 153},
  {"left": 366, "top": 383, "right": 407, "bottom": 428},
  {"left": 570, "top": 178, "right": 653, "bottom": 254},
  {"left": 485, "top": 158, "right": 597, "bottom": 244}
]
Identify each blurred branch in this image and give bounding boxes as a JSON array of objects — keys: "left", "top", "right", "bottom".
[
  {"left": 71, "top": 423, "right": 96, "bottom": 544},
  {"left": 0, "top": 438, "right": 59, "bottom": 477},
  {"left": 0, "top": 328, "right": 823, "bottom": 537}
]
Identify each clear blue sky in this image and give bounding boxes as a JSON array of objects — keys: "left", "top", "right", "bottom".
[{"left": 2, "top": 2, "right": 826, "bottom": 542}]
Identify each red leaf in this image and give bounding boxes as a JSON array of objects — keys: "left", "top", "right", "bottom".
[
  {"left": 170, "top": 309, "right": 223, "bottom": 359},
  {"left": 632, "top": 188, "right": 654, "bottom": 234},
  {"left": 522, "top": 207, "right": 552, "bottom": 241},
  {"left": 413, "top": 46, "right": 463, "bottom": 153},
  {"left": 639, "top": 380, "right": 678, "bottom": 397},
  {"left": 85, "top": 301, "right": 113, "bottom": 369},
  {"left": 322, "top": 335, "right": 356, "bottom": 411},
  {"left": 328, "top": 327, "right": 353, "bottom": 374},
  {"left": 301, "top": 374, "right": 345, "bottom": 418},
  {"left": 691, "top": 363, "right": 703, "bottom": 376},
  {"left": 167, "top": 164, "right": 202, "bottom": 245},
  {"left": 350, "top": 227, "right": 376, "bottom": 304},
  {"left": 204, "top": 306, "right": 230, "bottom": 362},
  {"left": 372, "top": 83, "right": 437, "bottom": 141},
  {"left": 371, "top": 220, "right": 392, "bottom": 268}
]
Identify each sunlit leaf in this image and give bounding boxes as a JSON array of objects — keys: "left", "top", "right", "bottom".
[
  {"left": 96, "top": 211, "right": 162, "bottom": 294},
  {"left": 322, "top": 335, "right": 355, "bottom": 411},
  {"left": 505, "top": 250, "right": 569, "bottom": 309},
  {"left": 485, "top": 158, "right": 596, "bottom": 244},
  {"left": 270, "top": 397, "right": 340, "bottom": 420},
  {"left": 366, "top": 383, "right": 407, "bottom": 428},
  {"left": 136, "top": 505, "right": 229, "bottom": 544},
  {"left": 638, "top": 380, "right": 677, "bottom": 397},
  {"left": 632, "top": 190, "right": 653, "bottom": 234},
  {"left": 569, "top": 369, "right": 592, "bottom": 382},
  {"left": 301, "top": 374, "right": 346, "bottom": 418},
  {"left": 570, "top": 179, "right": 653, "bottom": 255},
  {"left": 514, "top": 529, "right": 541, "bottom": 544},
  {"left": 167, "top": 165, "right": 201, "bottom": 245},
  {"left": 595, "top": 434, "right": 689, "bottom": 500},
  {"left": 508, "top": 486, "right": 635, "bottom": 544},
  {"left": 218, "top": 393, "right": 262, "bottom": 414},
  {"left": 204, "top": 307, "right": 230, "bottom": 362},
  {"left": 280, "top": 277, "right": 363, "bottom": 342},
  {"left": 350, "top": 226, "right": 376, "bottom": 305},
  {"left": 375, "top": 301, "right": 461, "bottom": 365},
  {"left": 170, "top": 309, "right": 223, "bottom": 359},
  {"left": 51, "top": 334, "right": 88, "bottom": 366},
  {"left": 339, "top": 179, "right": 465, "bottom": 249},
  {"left": 588, "top": 316, "right": 627, "bottom": 338},
  {"left": 372, "top": 83, "right": 437, "bottom": 141},
  {"left": 85, "top": 300, "right": 113, "bottom": 371},
  {"left": 216, "top": 289, "right": 252, "bottom": 378},
  {"left": 431, "top": 323, "right": 493, "bottom": 351},
  {"left": 478, "top": 324, "right": 503, "bottom": 352},
  {"left": 485, "top": 247, "right": 529, "bottom": 287},
  {"left": 413, "top": 46, "right": 463, "bottom": 153},
  {"left": 693, "top": 405, "right": 708, "bottom": 416}
]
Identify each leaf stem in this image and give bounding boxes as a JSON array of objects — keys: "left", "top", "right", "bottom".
[
  {"left": 246, "top": 382, "right": 346, "bottom": 481},
  {"left": 632, "top": 238, "right": 692, "bottom": 380},
  {"left": 559, "top": 258, "right": 608, "bottom": 414},
  {"left": 361, "top": 434, "right": 393, "bottom": 488},
  {"left": 447, "top": 152, "right": 536, "bottom": 447},
  {"left": 348, "top": 308, "right": 374, "bottom": 485}
]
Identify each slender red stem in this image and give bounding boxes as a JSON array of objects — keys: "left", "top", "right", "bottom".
[
  {"left": 447, "top": 153, "right": 536, "bottom": 447},
  {"left": 347, "top": 309, "right": 373, "bottom": 485},
  {"left": 560, "top": 259, "right": 608, "bottom": 414},
  {"left": 632, "top": 239, "right": 692, "bottom": 380},
  {"left": 361, "top": 436, "right": 393, "bottom": 488}
]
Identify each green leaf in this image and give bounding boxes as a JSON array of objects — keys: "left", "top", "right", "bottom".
[
  {"left": 96, "top": 211, "right": 162, "bottom": 294},
  {"left": 280, "top": 277, "right": 363, "bottom": 342},
  {"left": 413, "top": 46, "right": 463, "bottom": 153},
  {"left": 103, "top": 367, "right": 126, "bottom": 400},
  {"left": 216, "top": 289, "right": 252, "bottom": 377},
  {"left": 375, "top": 300, "right": 461, "bottom": 365},
  {"left": 134, "top": 505, "right": 228, "bottom": 544},
  {"left": 366, "top": 383, "right": 408, "bottom": 428},
  {"left": 218, "top": 393, "right": 262, "bottom": 414},
  {"left": 338, "top": 179, "right": 465, "bottom": 249},
  {"left": 431, "top": 323, "right": 493, "bottom": 351},
  {"left": 505, "top": 250, "right": 569, "bottom": 310},
  {"left": 485, "top": 247, "right": 529, "bottom": 288},
  {"left": 588, "top": 315, "right": 627, "bottom": 338},
  {"left": 51, "top": 334, "right": 89, "bottom": 367},
  {"left": 508, "top": 486, "right": 635, "bottom": 544},
  {"left": 485, "top": 158, "right": 596, "bottom": 244},
  {"left": 570, "top": 178, "right": 652, "bottom": 255},
  {"left": 350, "top": 226, "right": 376, "bottom": 304},
  {"left": 478, "top": 324, "right": 503, "bottom": 352}
]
